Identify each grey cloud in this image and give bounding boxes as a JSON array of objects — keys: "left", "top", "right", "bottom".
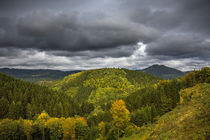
[
  {"left": 0, "top": 48, "right": 21, "bottom": 58},
  {"left": 146, "top": 33, "right": 210, "bottom": 59},
  {"left": 176, "top": 0, "right": 210, "bottom": 35},
  {"left": 0, "top": 10, "right": 158, "bottom": 53},
  {"left": 0, "top": 0, "right": 209, "bottom": 70},
  {"left": 120, "top": 0, "right": 210, "bottom": 36},
  {"left": 0, "top": 0, "right": 92, "bottom": 16},
  {"left": 48, "top": 45, "right": 137, "bottom": 58},
  {"left": 0, "top": 47, "right": 38, "bottom": 59}
]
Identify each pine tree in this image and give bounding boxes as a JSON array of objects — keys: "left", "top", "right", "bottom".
[
  {"left": 8, "top": 101, "right": 17, "bottom": 119},
  {"left": 26, "top": 103, "right": 33, "bottom": 119},
  {"left": 0, "top": 97, "right": 9, "bottom": 118}
]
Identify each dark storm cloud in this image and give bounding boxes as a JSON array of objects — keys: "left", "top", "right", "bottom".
[
  {"left": 146, "top": 33, "right": 210, "bottom": 59},
  {"left": 0, "top": 0, "right": 209, "bottom": 70},
  {"left": 49, "top": 45, "right": 137, "bottom": 58},
  {"left": 0, "top": 10, "right": 158, "bottom": 53},
  {"left": 120, "top": 0, "right": 210, "bottom": 34},
  {"left": 119, "top": 0, "right": 210, "bottom": 60},
  {"left": 176, "top": 0, "right": 210, "bottom": 36},
  {"left": 0, "top": 0, "right": 92, "bottom": 16}
]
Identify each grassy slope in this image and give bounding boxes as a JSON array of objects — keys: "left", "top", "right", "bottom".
[{"left": 123, "top": 83, "right": 210, "bottom": 140}]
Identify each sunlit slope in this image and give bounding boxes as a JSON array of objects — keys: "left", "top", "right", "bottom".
[
  {"left": 48, "top": 68, "right": 161, "bottom": 106},
  {"left": 123, "top": 83, "right": 210, "bottom": 140}
]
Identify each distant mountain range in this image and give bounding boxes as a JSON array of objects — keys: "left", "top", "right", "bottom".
[
  {"left": 141, "top": 64, "right": 189, "bottom": 79},
  {"left": 0, "top": 64, "right": 189, "bottom": 82},
  {"left": 0, "top": 68, "right": 81, "bottom": 82}
]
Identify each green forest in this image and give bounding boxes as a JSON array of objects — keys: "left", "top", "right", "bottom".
[{"left": 0, "top": 67, "right": 209, "bottom": 140}]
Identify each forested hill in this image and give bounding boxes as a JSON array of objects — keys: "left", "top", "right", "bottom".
[
  {"left": 0, "top": 67, "right": 209, "bottom": 140},
  {"left": 0, "top": 72, "right": 81, "bottom": 119},
  {"left": 0, "top": 68, "right": 81, "bottom": 82},
  {"left": 47, "top": 68, "right": 162, "bottom": 107},
  {"left": 142, "top": 64, "right": 186, "bottom": 79},
  {"left": 124, "top": 83, "right": 210, "bottom": 140},
  {"left": 0, "top": 68, "right": 161, "bottom": 120}
]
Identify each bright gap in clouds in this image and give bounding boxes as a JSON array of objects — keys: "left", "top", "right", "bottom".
[
  {"left": 137, "top": 42, "right": 147, "bottom": 56},
  {"left": 131, "top": 42, "right": 147, "bottom": 59}
]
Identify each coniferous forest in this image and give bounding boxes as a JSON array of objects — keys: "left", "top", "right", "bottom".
[{"left": 0, "top": 67, "right": 209, "bottom": 140}]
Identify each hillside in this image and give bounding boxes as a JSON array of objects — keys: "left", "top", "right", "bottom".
[
  {"left": 0, "top": 72, "right": 81, "bottom": 119},
  {"left": 0, "top": 67, "right": 209, "bottom": 140},
  {"left": 0, "top": 68, "right": 81, "bottom": 82},
  {"left": 47, "top": 68, "right": 162, "bottom": 107},
  {"left": 123, "top": 83, "right": 210, "bottom": 140},
  {"left": 0, "top": 65, "right": 187, "bottom": 82},
  {"left": 142, "top": 64, "right": 186, "bottom": 79}
]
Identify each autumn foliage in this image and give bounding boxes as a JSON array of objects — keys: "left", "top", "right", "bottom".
[
  {"left": 0, "top": 67, "right": 209, "bottom": 139},
  {"left": 110, "top": 100, "right": 130, "bottom": 128}
]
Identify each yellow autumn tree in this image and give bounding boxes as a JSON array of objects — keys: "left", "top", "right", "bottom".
[
  {"left": 23, "top": 120, "right": 34, "bottom": 140},
  {"left": 75, "top": 117, "right": 87, "bottom": 125},
  {"left": 110, "top": 99, "right": 130, "bottom": 139},
  {"left": 98, "top": 121, "right": 105, "bottom": 140},
  {"left": 46, "top": 118, "right": 63, "bottom": 140},
  {"left": 37, "top": 111, "right": 50, "bottom": 124},
  {"left": 63, "top": 117, "right": 76, "bottom": 140},
  {"left": 36, "top": 111, "right": 50, "bottom": 140}
]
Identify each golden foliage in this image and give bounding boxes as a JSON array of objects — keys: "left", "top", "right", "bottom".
[
  {"left": 63, "top": 117, "right": 76, "bottom": 140},
  {"left": 98, "top": 121, "right": 105, "bottom": 140},
  {"left": 23, "top": 120, "right": 34, "bottom": 140},
  {"left": 37, "top": 111, "right": 50, "bottom": 123},
  {"left": 110, "top": 99, "right": 130, "bottom": 128}
]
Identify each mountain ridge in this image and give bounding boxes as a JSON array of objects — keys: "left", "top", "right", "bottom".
[
  {"left": 0, "top": 64, "right": 187, "bottom": 82},
  {"left": 0, "top": 68, "right": 81, "bottom": 82},
  {"left": 141, "top": 64, "right": 187, "bottom": 79}
]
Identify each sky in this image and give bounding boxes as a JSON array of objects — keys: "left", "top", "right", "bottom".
[{"left": 0, "top": 0, "right": 209, "bottom": 71}]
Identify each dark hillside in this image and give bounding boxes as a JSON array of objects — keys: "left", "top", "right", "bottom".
[
  {"left": 0, "top": 72, "right": 80, "bottom": 119},
  {"left": 142, "top": 64, "right": 186, "bottom": 79},
  {"left": 0, "top": 68, "right": 81, "bottom": 82}
]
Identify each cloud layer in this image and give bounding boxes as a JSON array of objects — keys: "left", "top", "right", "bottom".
[{"left": 0, "top": 0, "right": 209, "bottom": 70}]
